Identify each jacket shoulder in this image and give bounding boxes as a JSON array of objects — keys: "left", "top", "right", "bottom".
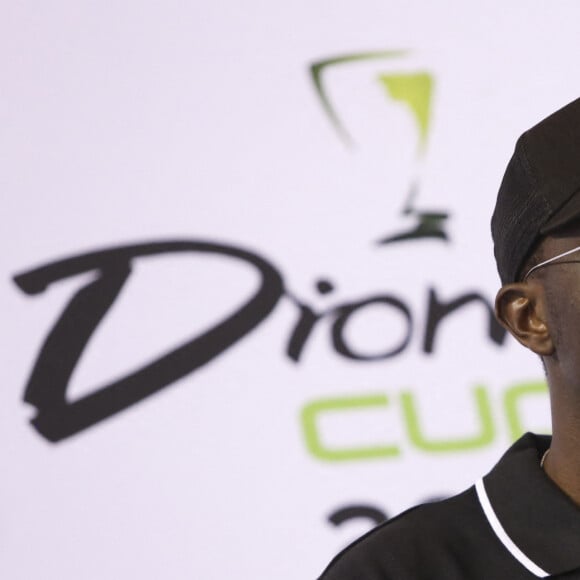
[{"left": 318, "top": 486, "right": 486, "bottom": 580}]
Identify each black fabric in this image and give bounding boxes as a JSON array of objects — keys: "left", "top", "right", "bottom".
[
  {"left": 491, "top": 97, "right": 580, "bottom": 284},
  {"left": 318, "top": 433, "right": 580, "bottom": 580},
  {"left": 484, "top": 435, "right": 580, "bottom": 575}
]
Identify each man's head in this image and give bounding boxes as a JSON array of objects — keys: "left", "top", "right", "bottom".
[
  {"left": 492, "top": 97, "right": 580, "bottom": 389},
  {"left": 492, "top": 97, "right": 580, "bottom": 286}
]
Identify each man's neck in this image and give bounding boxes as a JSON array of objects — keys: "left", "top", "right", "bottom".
[{"left": 543, "top": 428, "right": 580, "bottom": 506}]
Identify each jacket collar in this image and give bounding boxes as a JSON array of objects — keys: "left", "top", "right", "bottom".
[{"left": 480, "top": 433, "right": 580, "bottom": 577}]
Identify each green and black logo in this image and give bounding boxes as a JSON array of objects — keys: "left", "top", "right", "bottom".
[{"left": 310, "top": 50, "right": 448, "bottom": 244}]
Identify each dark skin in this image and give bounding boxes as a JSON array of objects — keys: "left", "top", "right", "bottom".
[{"left": 496, "top": 223, "right": 580, "bottom": 506}]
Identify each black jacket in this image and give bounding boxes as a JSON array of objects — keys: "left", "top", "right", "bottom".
[{"left": 319, "top": 433, "right": 580, "bottom": 579}]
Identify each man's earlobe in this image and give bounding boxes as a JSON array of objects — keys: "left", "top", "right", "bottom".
[{"left": 495, "top": 283, "right": 554, "bottom": 356}]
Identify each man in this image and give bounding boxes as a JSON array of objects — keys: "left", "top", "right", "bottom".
[{"left": 318, "top": 97, "right": 580, "bottom": 579}]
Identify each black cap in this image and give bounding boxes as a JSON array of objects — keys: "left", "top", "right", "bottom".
[{"left": 492, "top": 97, "right": 580, "bottom": 284}]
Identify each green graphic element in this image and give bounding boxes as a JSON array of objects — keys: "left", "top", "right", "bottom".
[
  {"left": 378, "top": 72, "right": 433, "bottom": 153},
  {"left": 401, "top": 386, "right": 494, "bottom": 452},
  {"left": 309, "top": 49, "right": 448, "bottom": 245},
  {"left": 301, "top": 381, "right": 550, "bottom": 462},
  {"left": 504, "top": 381, "right": 550, "bottom": 441},
  {"left": 310, "top": 50, "right": 407, "bottom": 146},
  {"left": 300, "top": 394, "right": 400, "bottom": 461}
]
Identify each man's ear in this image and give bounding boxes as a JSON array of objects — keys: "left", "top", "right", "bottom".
[{"left": 495, "top": 282, "right": 554, "bottom": 356}]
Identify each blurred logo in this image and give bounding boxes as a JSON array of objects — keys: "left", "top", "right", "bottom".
[
  {"left": 13, "top": 51, "right": 504, "bottom": 444},
  {"left": 310, "top": 50, "right": 449, "bottom": 244}
]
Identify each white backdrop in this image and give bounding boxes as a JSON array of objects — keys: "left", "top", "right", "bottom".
[{"left": 2, "top": 2, "right": 579, "bottom": 578}]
